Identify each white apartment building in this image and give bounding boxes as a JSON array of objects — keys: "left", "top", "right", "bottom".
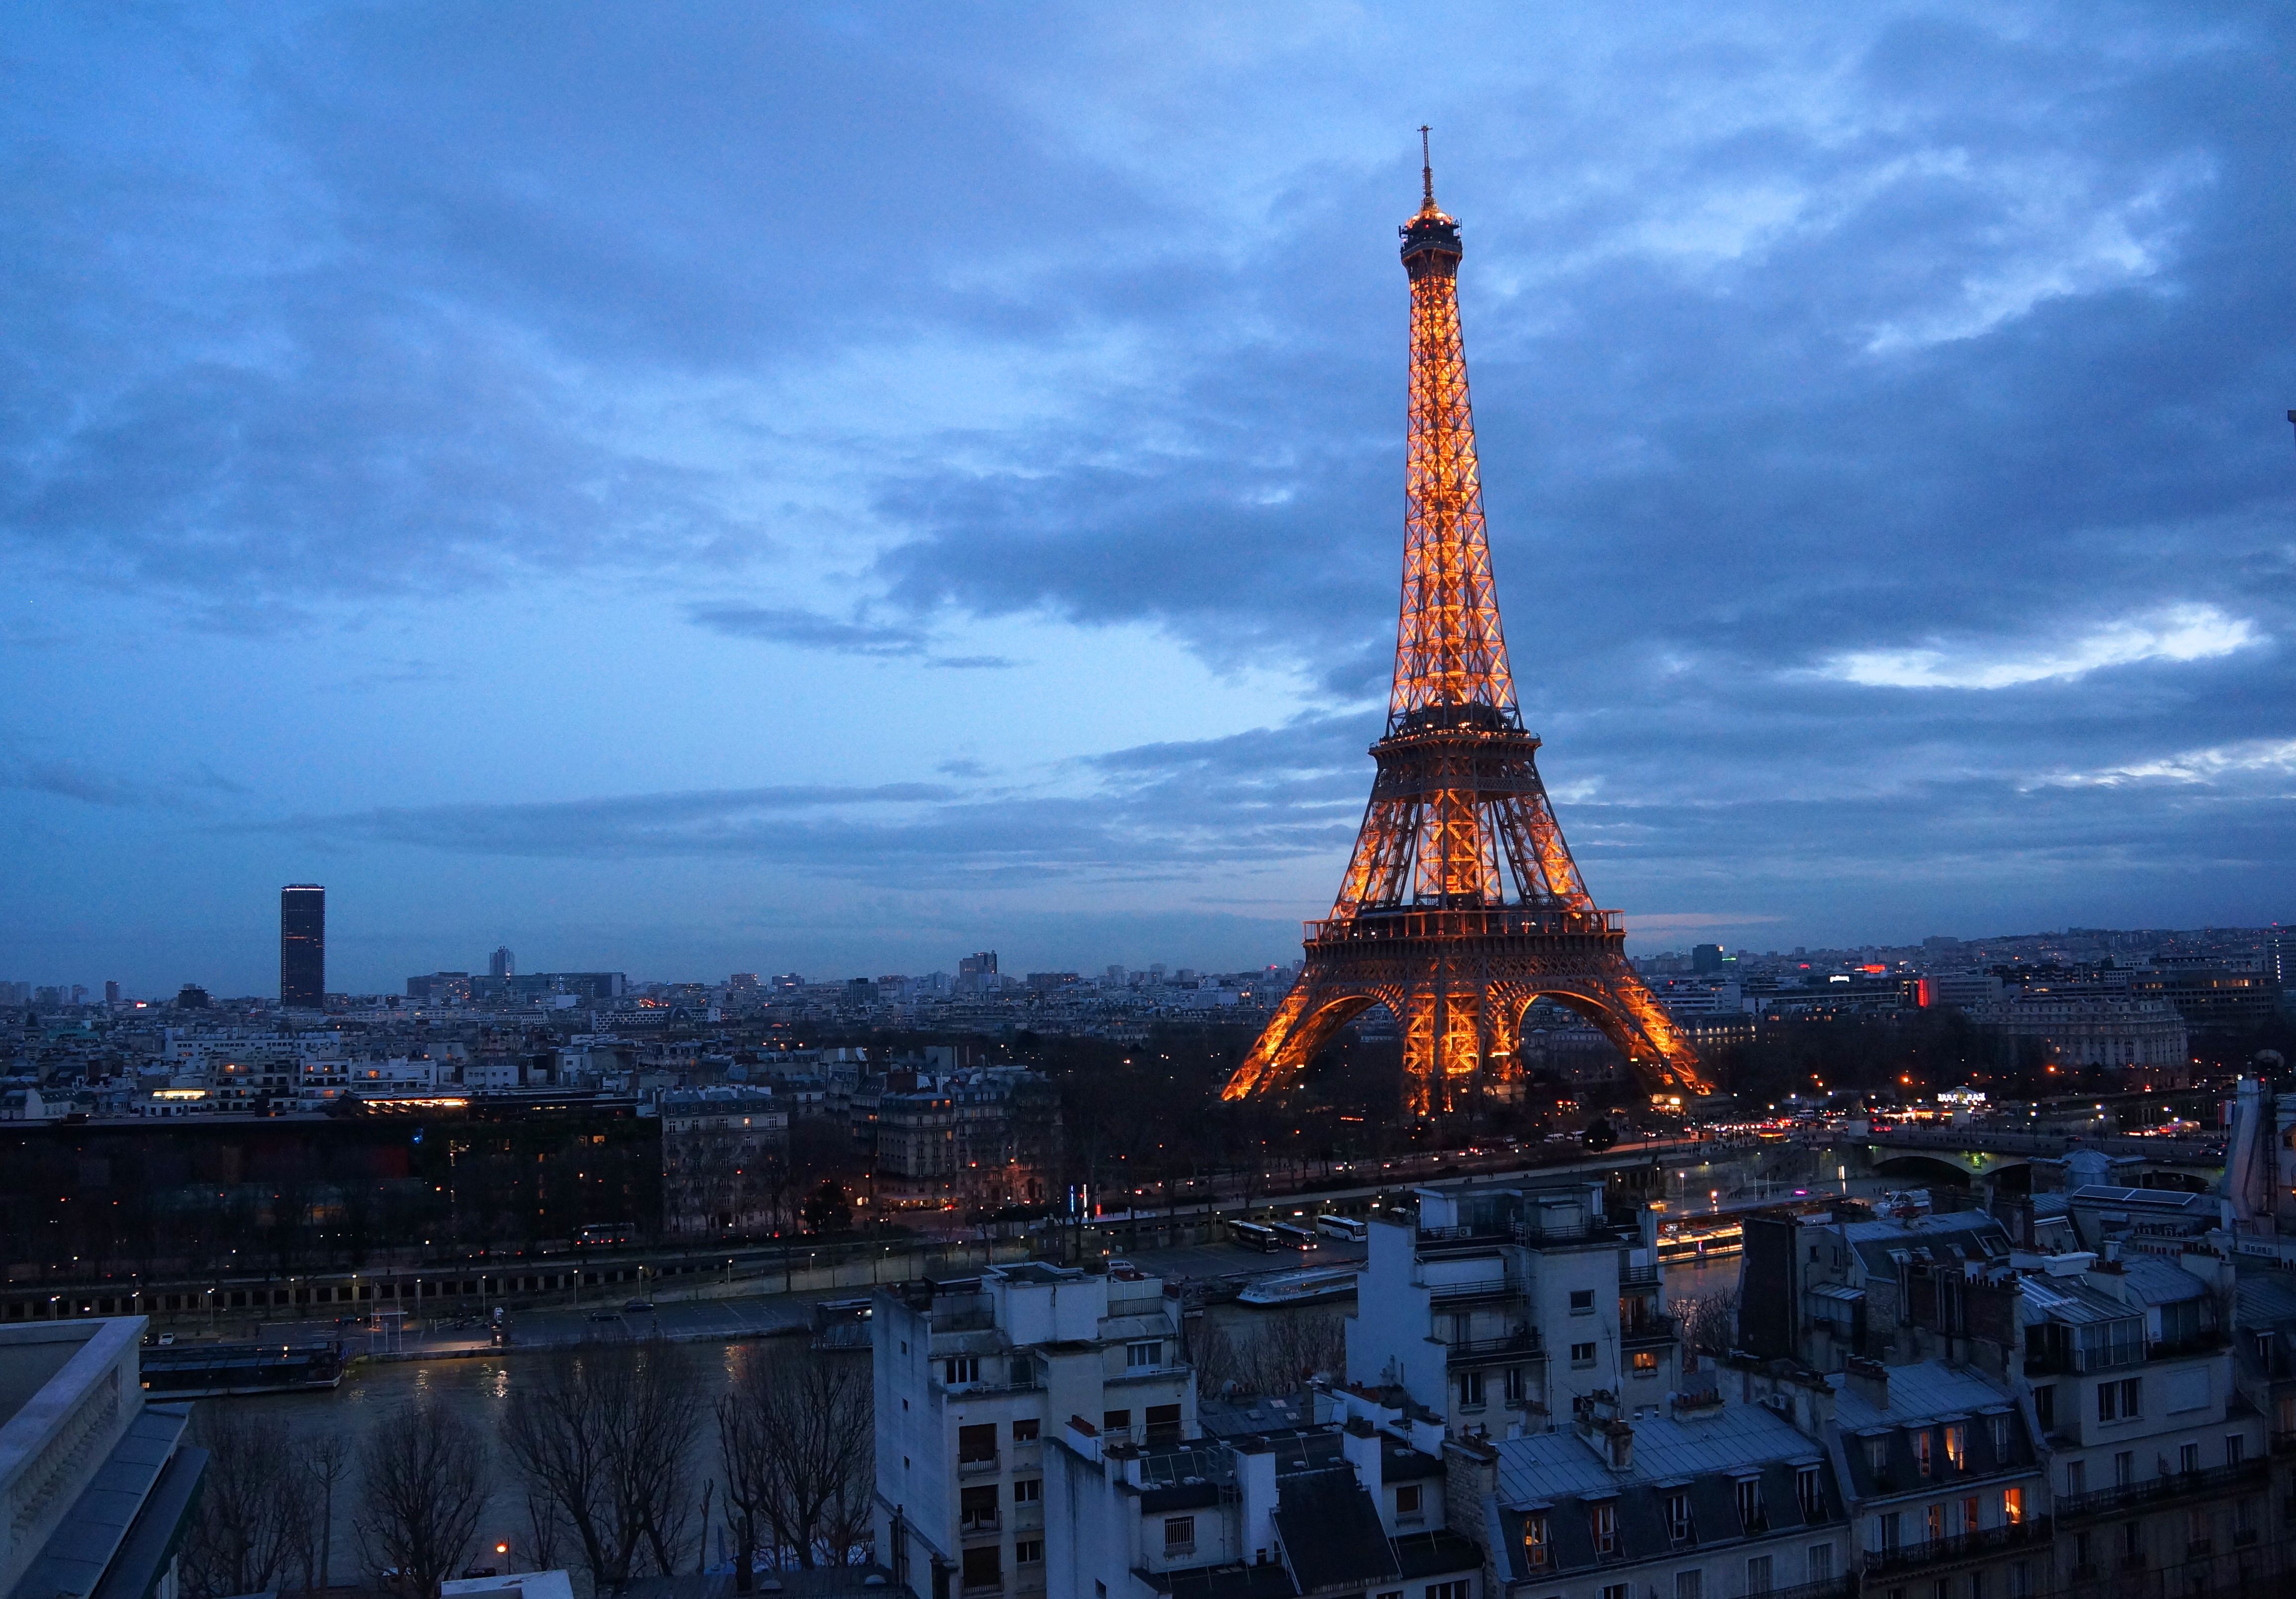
[
  {"left": 1044, "top": 1385, "right": 1483, "bottom": 1599},
  {"left": 873, "top": 1261, "right": 1193, "bottom": 1598},
  {"left": 1349, "top": 1181, "right": 1676, "bottom": 1438}
]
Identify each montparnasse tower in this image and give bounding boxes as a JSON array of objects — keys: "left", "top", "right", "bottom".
[{"left": 1223, "top": 133, "right": 1710, "bottom": 1115}]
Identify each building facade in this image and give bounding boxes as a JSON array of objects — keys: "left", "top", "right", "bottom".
[
  {"left": 873, "top": 1261, "right": 1194, "bottom": 1598},
  {"left": 1348, "top": 1181, "right": 1676, "bottom": 1439}
]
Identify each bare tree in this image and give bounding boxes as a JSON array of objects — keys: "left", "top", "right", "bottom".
[
  {"left": 290, "top": 1431, "right": 355, "bottom": 1595},
  {"left": 355, "top": 1400, "right": 487, "bottom": 1599},
  {"left": 1675, "top": 1290, "right": 1739, "bottom": 1357},
  {"left": 718, "top": 1346, "right": 873, "bottom": 1576},
  {"left": 1184, "top": 1311, "right": 1346, "bottom": 1398},
  {"left": 502, "top": 1339, "right": 702, "bottom": 1590},
  {"left": 181, "top": 1408, "right": 303, "bottom": 1599}
]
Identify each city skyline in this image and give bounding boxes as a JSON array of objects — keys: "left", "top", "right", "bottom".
[{"left": 5, "top": 6, "right": 2294, "bottom": 995}]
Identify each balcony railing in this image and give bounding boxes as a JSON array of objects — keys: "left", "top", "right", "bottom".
[
  {"left": 1444, "top": 1330, "right": 1542, "bottom": 1363},
  {"left": 1761, "top": 1580, "right": 1856, "bottom": 1599},
  {"left": 1862, "top": 1517, "right": 2051, "bottom": 1575},
  {"left": 957, "top": 1454, "right": 999, "bottom": 1477},
  {"left": 1621, "top": 1316, "right": 1678, "bottom": 1348},
  {"left": 1306, "top": 907, "right": 1624, "bottom": 944},
  {"left": 1426, "top": 1274, "right": 1513, "bottom": 1302},
  {"left": 1621, "top": 1263, "right": 1660, "bottom": 1285},
  {"left": 2056, "top": 1459, "right": 2264, "bottom": 1520}
]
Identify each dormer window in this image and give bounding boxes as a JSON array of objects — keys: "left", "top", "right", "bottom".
[
  {"left": 1944, "top": 1423, "right": 1966, "bottom": 1471},
  {"left": 1796, "top": 1466, "right": 1822, "bottom": 1521},
  {"left": 1864, "top": 1436, "right": 1888, "bottom": 1474},
  {"left": 1667, "top": 1492, "right": 1693, "bottom": 1543},
  {"left": 1523, "top": 1514, "right": 1550, "bottom": 1569},
  {"left": 1914, "top": 1431, "right": 1934, "bottom": 1477},
  {"left": 1989, "top": 1413, "right": 2010, "bottom": 1458},
  {"left": 1735, "top": 1477, "right": 1764, "bottom": 1531},
  {"left": 1591, "top": 1501, "right": 1617, "bottom": 1557}
]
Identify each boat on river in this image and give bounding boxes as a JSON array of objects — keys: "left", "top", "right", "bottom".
[
  {"left": 1235, "top": 1266, "right": 1359, "bottom": 1308},
  {"left": 139, "top": 1340, "right": 346, "bottom": 1398}
]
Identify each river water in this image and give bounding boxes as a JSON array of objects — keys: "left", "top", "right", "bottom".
[{"left": 214, "top": 1256, "right": 1746, "bottom": 1580}]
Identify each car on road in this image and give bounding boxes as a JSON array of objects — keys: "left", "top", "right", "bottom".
[{"left": 623, "top": 1298, "right": 656, "bottom": 1314}]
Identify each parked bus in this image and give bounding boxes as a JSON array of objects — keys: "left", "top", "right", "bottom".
[
  {"left": 1270, "top": 1223, "right": 1321, "bottom": 1252},
  {"left": 1229, "top": 1221, "right": 1281, "bottom": 1252},
  {"left": 1315, "top": 1214, "right": 1368, "bottom": 1243}
]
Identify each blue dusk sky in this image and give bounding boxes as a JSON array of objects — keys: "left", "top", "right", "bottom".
[{"left": 4, "top": 4, "right": 2293, "bottom": 997}]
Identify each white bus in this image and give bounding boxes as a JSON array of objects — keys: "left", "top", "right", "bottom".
[{"left": 1315, "top": 1214, "right": 1368, "bottom": 1242}]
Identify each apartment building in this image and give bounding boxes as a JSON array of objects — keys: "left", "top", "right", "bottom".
[
  {"left": 1349, "top": 1180, "right": 1675, "bottom": 1438},
  {"left": 2022, "top": 1255, "right": 2268, "bottom": 1596},
  {"left": 1475, "top": 1391, "right": 1854, "bottom": 1599},
  {"left": 657, "top": 1087, "right": 791, "bottom": 1237},
  {"left": 0, "top": 1318, "right": 206, "bottom": 1599},
  {"left": 1044, "top": 1391, "right": 1483, "bottom": 1599},
  {"left": 873, "top": 1261, "right": 1193, "bottom": 1598}
]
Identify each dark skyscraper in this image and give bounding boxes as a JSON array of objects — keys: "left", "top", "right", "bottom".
[
  {"left": 280, "top": 884, "right": 325, "bottom": 1008},
  {"left": 489, "top": 944, "right": 515, "bottom": 979}
]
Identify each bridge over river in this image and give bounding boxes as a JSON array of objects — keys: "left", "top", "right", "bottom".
[{"left": 1793, "top": 1123, "right": 2226, "bottom": 1192}]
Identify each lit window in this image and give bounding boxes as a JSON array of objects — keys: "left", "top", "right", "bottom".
[
  {"left": 2002, "top": 1486, "right": 2024, "bottom": 1525},
  {"left": 1632, "top": 1350, "right": 1659, "bottom": 1374},
  {"left": 1944, "top": 1424, "right": 1966, "bottom": 1471},
  {"left": 1524, "top": 1514, "right": 1550, "bottom": 1568}
]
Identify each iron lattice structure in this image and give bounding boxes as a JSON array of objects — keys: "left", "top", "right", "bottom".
[{"left": 1223, "top": 144, "right": 1711, "bottom": 1116}]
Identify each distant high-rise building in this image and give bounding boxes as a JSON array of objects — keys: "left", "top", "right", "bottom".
[
  {"left": 489, "top": 944, "right": 515, "bottom": 979},
  {"left": 958, "top": 951, "right": 999, "bottom": 977},
  {"left": 103, "top": 980, "right": 119, "bottom": 1005},
  {"left": 280, "top": 884, "right": 325, "bottom": 1008},
  {"left": 1691, "top": 943, "right": 1725, "bottom": 974}
]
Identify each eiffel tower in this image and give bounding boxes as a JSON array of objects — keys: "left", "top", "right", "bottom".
[{"left": 1222, "top": 135, "right": 1711, "bottom": 1116}]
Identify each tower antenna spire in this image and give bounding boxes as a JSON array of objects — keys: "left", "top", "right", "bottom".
[{"left": 1419, "top": 124, "right": 1434, "bottom": 207}]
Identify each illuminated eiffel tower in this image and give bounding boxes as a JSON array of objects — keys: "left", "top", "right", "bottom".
[{"left": 1222, "top": 135, "right": 1710, "bottom": 1116}]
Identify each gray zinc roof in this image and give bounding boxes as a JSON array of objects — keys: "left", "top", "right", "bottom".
[
  {"left": 1494, "top": 1404, "right": 1819, "bottom": 1505},
  {"left": 1830, "top": 1360, "right": 2018, "bottom": 1431}
]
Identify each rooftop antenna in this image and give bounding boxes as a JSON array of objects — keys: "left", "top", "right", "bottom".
[{"left": 1419, "top": 125, "right": 1434, "bottom": 207}]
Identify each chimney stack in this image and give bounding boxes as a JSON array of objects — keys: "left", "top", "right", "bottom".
[{"left": 1845, "top": 1357, "right": 1890, "bottom": 1411}]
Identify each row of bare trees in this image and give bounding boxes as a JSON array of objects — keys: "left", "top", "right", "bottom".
[
  {"left": 1186, "top": 1310, "right": 1348, "bottom": 1397},
  {"left": 181, "top": 1340, "right": 871, "bottom": 1599},
  {"left": 185, "top": 1406, "right": 481, "bottom": 1599}
]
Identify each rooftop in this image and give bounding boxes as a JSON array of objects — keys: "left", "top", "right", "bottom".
[
  {"left": 1495, "top": 1403, "right": 1820, "bottom": 1504},
  {"left": 1832, "top": 1359, "right": 2019, "bottom": 1430}
]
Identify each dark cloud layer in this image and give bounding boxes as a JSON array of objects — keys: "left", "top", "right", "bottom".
[{"left": 4, "top": 2, "right": 2294, "bottom": 957}]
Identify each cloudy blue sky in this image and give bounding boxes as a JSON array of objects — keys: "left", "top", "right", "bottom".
[{"left": 4, "top": 3, "right": 2293, "bottom": 996}]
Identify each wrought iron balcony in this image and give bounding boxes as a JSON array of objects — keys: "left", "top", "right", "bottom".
[
  {"left": 1444, "top": 1329, "right": 1542, "bottom": 1363},
  {"left": 1621, "top": 1315, "right": 1678, "bottom": 1348},
  {"left": 1862, "top": 1517, "right": 2050, "bottom": 1575},
  {"left": 2056, "top": 1458, "right": 2264, "bottom": 1521}
]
